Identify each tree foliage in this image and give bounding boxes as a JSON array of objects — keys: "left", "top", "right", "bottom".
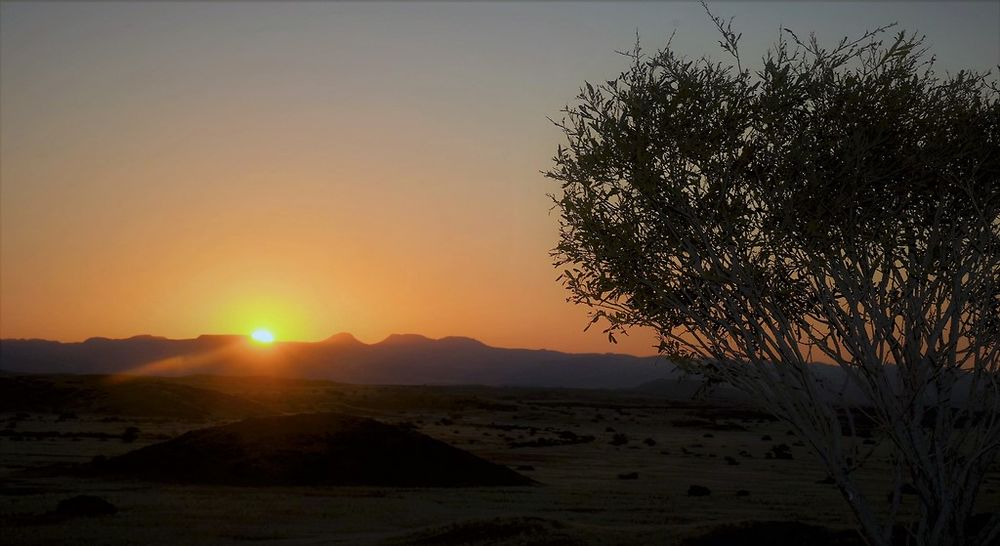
[{"left": 548, "top": 12, "right": 999, "bottom": 546}]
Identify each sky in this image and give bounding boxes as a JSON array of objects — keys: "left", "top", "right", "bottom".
[{"left": 1, "top": 1, "right": 998, "bottom": 355}]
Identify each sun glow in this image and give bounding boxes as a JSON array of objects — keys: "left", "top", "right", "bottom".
[{"left": 251, "top": 328, "right": 275, "bottom": 344}]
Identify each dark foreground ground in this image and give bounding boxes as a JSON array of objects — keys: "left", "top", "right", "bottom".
[{"left": 1, "top": 374, "right": 998, "bottom": 545}]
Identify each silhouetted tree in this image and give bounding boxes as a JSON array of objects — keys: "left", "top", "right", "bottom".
[{"left": 548, "top": 10, "right": 999, "bottom": 546}]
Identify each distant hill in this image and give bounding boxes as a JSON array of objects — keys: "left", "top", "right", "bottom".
[
  {"left": 0, "top": 374, "right": 269, "bottom": 419},
  {"left": 634, "top": 363, "right": 954, "bottom": 407},
  {"left": 0, "top": 333, "right": 675, "bottom": 389}
]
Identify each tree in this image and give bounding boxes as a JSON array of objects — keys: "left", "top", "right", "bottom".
[{"left": 548, "top": 11, "right": 999, "bottom": 546}]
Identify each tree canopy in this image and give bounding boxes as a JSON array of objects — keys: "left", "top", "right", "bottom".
[{"left": 549, "top": 14, "right": 999, "bottom": 546}]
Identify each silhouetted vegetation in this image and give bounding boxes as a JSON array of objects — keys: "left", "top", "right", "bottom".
[{"left": 549, "top": 9, "right": 999, "bottom": 542}]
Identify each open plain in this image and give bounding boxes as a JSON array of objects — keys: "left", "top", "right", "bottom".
[{"left": 3, "top": 375, "right": 998, "bottom": 545}]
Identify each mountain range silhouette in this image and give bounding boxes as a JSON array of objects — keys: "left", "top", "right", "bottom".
[{"left": 0, "top": 333, "right": 678, "bottom": 389}]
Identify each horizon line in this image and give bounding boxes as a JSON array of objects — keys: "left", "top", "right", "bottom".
[{"left": 0, "top": 331, "right": 660, "bottom": 358}]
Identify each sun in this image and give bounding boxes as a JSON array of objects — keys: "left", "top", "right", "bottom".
[{"left": 250, "top": 328, "right": 275, "bottom": 344}]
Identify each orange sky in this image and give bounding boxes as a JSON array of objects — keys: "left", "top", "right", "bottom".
[{"left": 2, "top": 2, "right": 997, "bottom": 356}]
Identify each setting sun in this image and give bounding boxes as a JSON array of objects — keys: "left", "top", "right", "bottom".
[{"left": 251, "top": 329, "right": 275, "bottom": 344}]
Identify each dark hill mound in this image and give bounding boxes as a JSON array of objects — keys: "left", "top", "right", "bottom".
[{"left": 100, "top": 412, "right": 533, "bottom": 487}]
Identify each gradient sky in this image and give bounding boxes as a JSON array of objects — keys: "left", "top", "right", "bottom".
[{"left": 2, "top": 1, "right": 998, "bottom": 355}]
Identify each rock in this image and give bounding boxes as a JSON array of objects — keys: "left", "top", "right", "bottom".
[
  {"left": 769, "top": 444, "right": 794, "bottom": 460},
  {"left": 610, "top": 433, "right": 629, "bottom": 446},
  {"left": 55, "top": 495, "right": 117, "bottom": 517},
  {"left": 618, "top": 472, "right": 639, "bottom": 480},
  {"left": 735, "top": 489, "right": 751, "bottom": 497},
  {"left": 688, "top": 485, "right": 711, "bottom": 497},
  {"left": 121, "top": 426, "right": 140, "bottom": 443}
]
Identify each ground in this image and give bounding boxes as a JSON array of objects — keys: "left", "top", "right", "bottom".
[{"left": 1, "top": 376, "right": 998, "bottom": 545}]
